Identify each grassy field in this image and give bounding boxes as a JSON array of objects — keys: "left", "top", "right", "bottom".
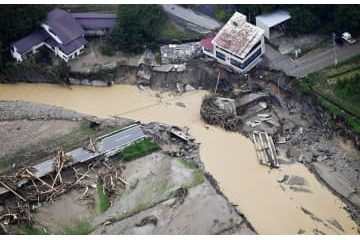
[{"left": 299, "top": 54, "right": 360, "bottom": 135}]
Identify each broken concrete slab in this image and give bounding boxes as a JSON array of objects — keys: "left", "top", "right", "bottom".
[
  {"left": 176, "top": 83, "right": 183, "bottom": 93},
  {"left": 185, "top": 84, "right": 196, "bottom": 92},
  {"left": 174, "top": 63, "right": 186, "bottom": 72},
  {"left": 152, "top": 64, "right": 174, "bottom": 72},
  {"left": 236, "top": 93, "right": 269, "bottom": 108},
  {"left": 176, "top": 102, "right": 186, "bottom": 108},
  {"left": 277, "top": 173, "right": 287, "bottom": 183},
  {"left": 287, "top": 175, "right": 308, "bottom": 186},
  {"left": 316, "top": 155, "right": 328, "bottom": 162}
]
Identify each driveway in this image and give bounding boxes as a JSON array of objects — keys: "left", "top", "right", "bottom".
[{"left": 264, "top": 38, "right": 360, "bottom": 77}]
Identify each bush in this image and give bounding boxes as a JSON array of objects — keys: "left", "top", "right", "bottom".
[
  {"left": 336, "top": 74, "right": 360, "bottom": 95},
  {"left": 96, "top": 185, "right": 110, "bottom": 213},
  {"left": 346, "top": 116, "right": 360, "bottom": 135},
  {"left": 100, "top": 44, "right": 115, "bottom": 56},
  {"left": 298, "top": 80, "right": 311, "bottom": 93},
  {"left": 121, "top": 138, "right": 160, "bottom": 161},
  {"left": 155, "top": 51, "right": 161, "bottom": 64}
]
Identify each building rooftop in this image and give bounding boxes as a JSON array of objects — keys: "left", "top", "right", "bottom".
[
  {"left": 256, "top": 10, "right": 291, "bottom": 28},
  {"left": 201, "top": 37, "right": 214, "bottom": 50},
  {"left": 43, "top": 8, "right": 85, "bottom": 45},
  {"left": 12, "top": 30, "right": 48, "bottom": 54},
  {"left": 72, "top": 13, "right": 117, "bottom": 29},
  {"left": 212, "top": 12, "right": 264, "bottom": 59}
]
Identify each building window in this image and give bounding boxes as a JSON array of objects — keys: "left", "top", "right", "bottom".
[
  {"left": 230, "top": 48, "right": 262, "bottom": 70},
  {"left": 216, "top": 51, "right": 225, "bottom": 61},
  {"left": 230, "top": 58, "right": 242, "bottom": 68},
  {"left": 203, "top": 47, "right": 213, "bottom": 53}
]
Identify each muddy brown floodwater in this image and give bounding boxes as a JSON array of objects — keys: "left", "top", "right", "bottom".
[{"left": 0, "top": 83, "right": 358, "bottom": 234}]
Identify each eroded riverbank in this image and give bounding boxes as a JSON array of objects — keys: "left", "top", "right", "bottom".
[{"left": 0, "top": 83, "right": 358, "bottom": 234}]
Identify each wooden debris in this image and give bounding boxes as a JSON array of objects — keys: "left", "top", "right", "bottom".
[
  {"left": 201, "top": 96, "right": 242, "bottom": 132},
  {"left": 83, "top": 137, "right": 99, "bottom": 153},
  {"left": 52, "top": 149, "right": 72, "bottom": 188},
  {"left": 0, "top": 213, "right": 17, "bottom": 221},
  {"left": 23, "top": 168, "right": 58, "bottom": 193},
  {"left": 0, "top": 180, "right": 26, "bottom": 202}
]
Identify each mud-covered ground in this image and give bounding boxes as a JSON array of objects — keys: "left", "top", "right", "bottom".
[
  {"left": 0, "top": 101, "right": 255, "bottom": 235},
  {"left": 0, "top": 101, "right": 133, "bottom": 174}
]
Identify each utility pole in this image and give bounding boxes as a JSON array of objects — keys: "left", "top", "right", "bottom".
[
  {"left": 332, "top": 32, "right": 338, "bottom": 66},
  {"left": 214, "top": 68, "right": 221, "bottom": 94}
]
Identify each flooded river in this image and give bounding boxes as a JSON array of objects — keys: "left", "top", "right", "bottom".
[{"left": 0, "top": 83, "right": 358, "bottom": 234}]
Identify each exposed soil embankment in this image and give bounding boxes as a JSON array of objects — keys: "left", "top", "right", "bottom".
[{"left": 198, "top": 66, "right": 360, "bottom": 229}]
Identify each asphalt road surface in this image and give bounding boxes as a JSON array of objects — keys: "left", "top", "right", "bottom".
[
  {"left": 264, "top": 38, "right": 360, "bottom": 77},
  {"left": 162, "top": 4, "right": 221, "bottom": 33}
]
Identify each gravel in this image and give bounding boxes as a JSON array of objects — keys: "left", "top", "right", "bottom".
[{"left": 0, "top": 101, "right": 87, "bottom": 121}]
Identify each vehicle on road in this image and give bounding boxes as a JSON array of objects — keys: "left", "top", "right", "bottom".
[{"left": 342, "top": 32, "right": 356, "bottom": 44}]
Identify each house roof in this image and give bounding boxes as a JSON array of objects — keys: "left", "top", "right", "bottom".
[
  {"left": 255, "top": 10, "right": 291, "bottom": 28},
  {"left": 11, "top": 30, "right": 48, "bottom": 54},
  {"left": 72, "top": 13, "right": 117, "bottom": 29},
  {"left": 201, "top": 37, "right": 214, "bottom": 50},
  {"left": 212, "top": 12, "right": 264, "bottom": 59},
  {"left": 45, "top": 35, "right": 87, "bottom": 55},
  {"left": 43, "top": 8, "right": 84, "bottom": 45},
  {"left": 60, "top": 37, "right": 87, "bottom": 54}
]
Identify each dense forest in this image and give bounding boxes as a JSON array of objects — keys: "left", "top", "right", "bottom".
[
  {"left": 111, "top": 4, "right": 165, "bottom": 54},
  {"left": 0, "top": 5, "right": 51, "bottom": 70}
]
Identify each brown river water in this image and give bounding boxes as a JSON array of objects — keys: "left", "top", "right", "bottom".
[{"left": 0, "top": 83, "right": 358, "bottom": 234}]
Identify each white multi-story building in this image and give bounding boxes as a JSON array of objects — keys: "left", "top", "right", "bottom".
[{"left": 201, "top": 12, "right": 265, "bottom": 73}]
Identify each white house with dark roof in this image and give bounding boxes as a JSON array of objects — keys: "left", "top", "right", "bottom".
[
  {"left": 11, "top": 8, "right": 117, "bottom": 62},
  {"left": 201, "top": 12, "right": 265, "bottom": 73}
]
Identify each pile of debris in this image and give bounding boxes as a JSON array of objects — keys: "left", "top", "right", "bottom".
[
  {"left": 160, "top": 42, "right": 202, "bottom": 64},
  {"left": 142, "top": 123, "right": 201, "bottom": 167},
  {"left": 0, "top": 146, "right": 128, "bottom": 231},
  {"left": 200, "top": 96, "right": 243, "bottom": 132}
]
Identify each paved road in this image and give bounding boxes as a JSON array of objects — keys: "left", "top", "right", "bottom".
[
  {"left": 264, "top": 39, "right": 360, "bottom": 77},
  {"left": 162, "top": 4, "right": 222, "bottom": 33}
]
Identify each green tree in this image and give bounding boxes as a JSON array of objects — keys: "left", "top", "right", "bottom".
[
  {"left": 285, "top": 5, "right": 321, "bottom": 35},
  {"left": 236, "top": 4, "right": 278, "bottom": 23},
  {"left": 111, "top": 5, "right": 165, "bottom": 54},
  {"left": 0, "top": 5, "right": 52, "bottom": 69},
  {"left": 334, "top": 5, "right": 360, "bottom": 36}
]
